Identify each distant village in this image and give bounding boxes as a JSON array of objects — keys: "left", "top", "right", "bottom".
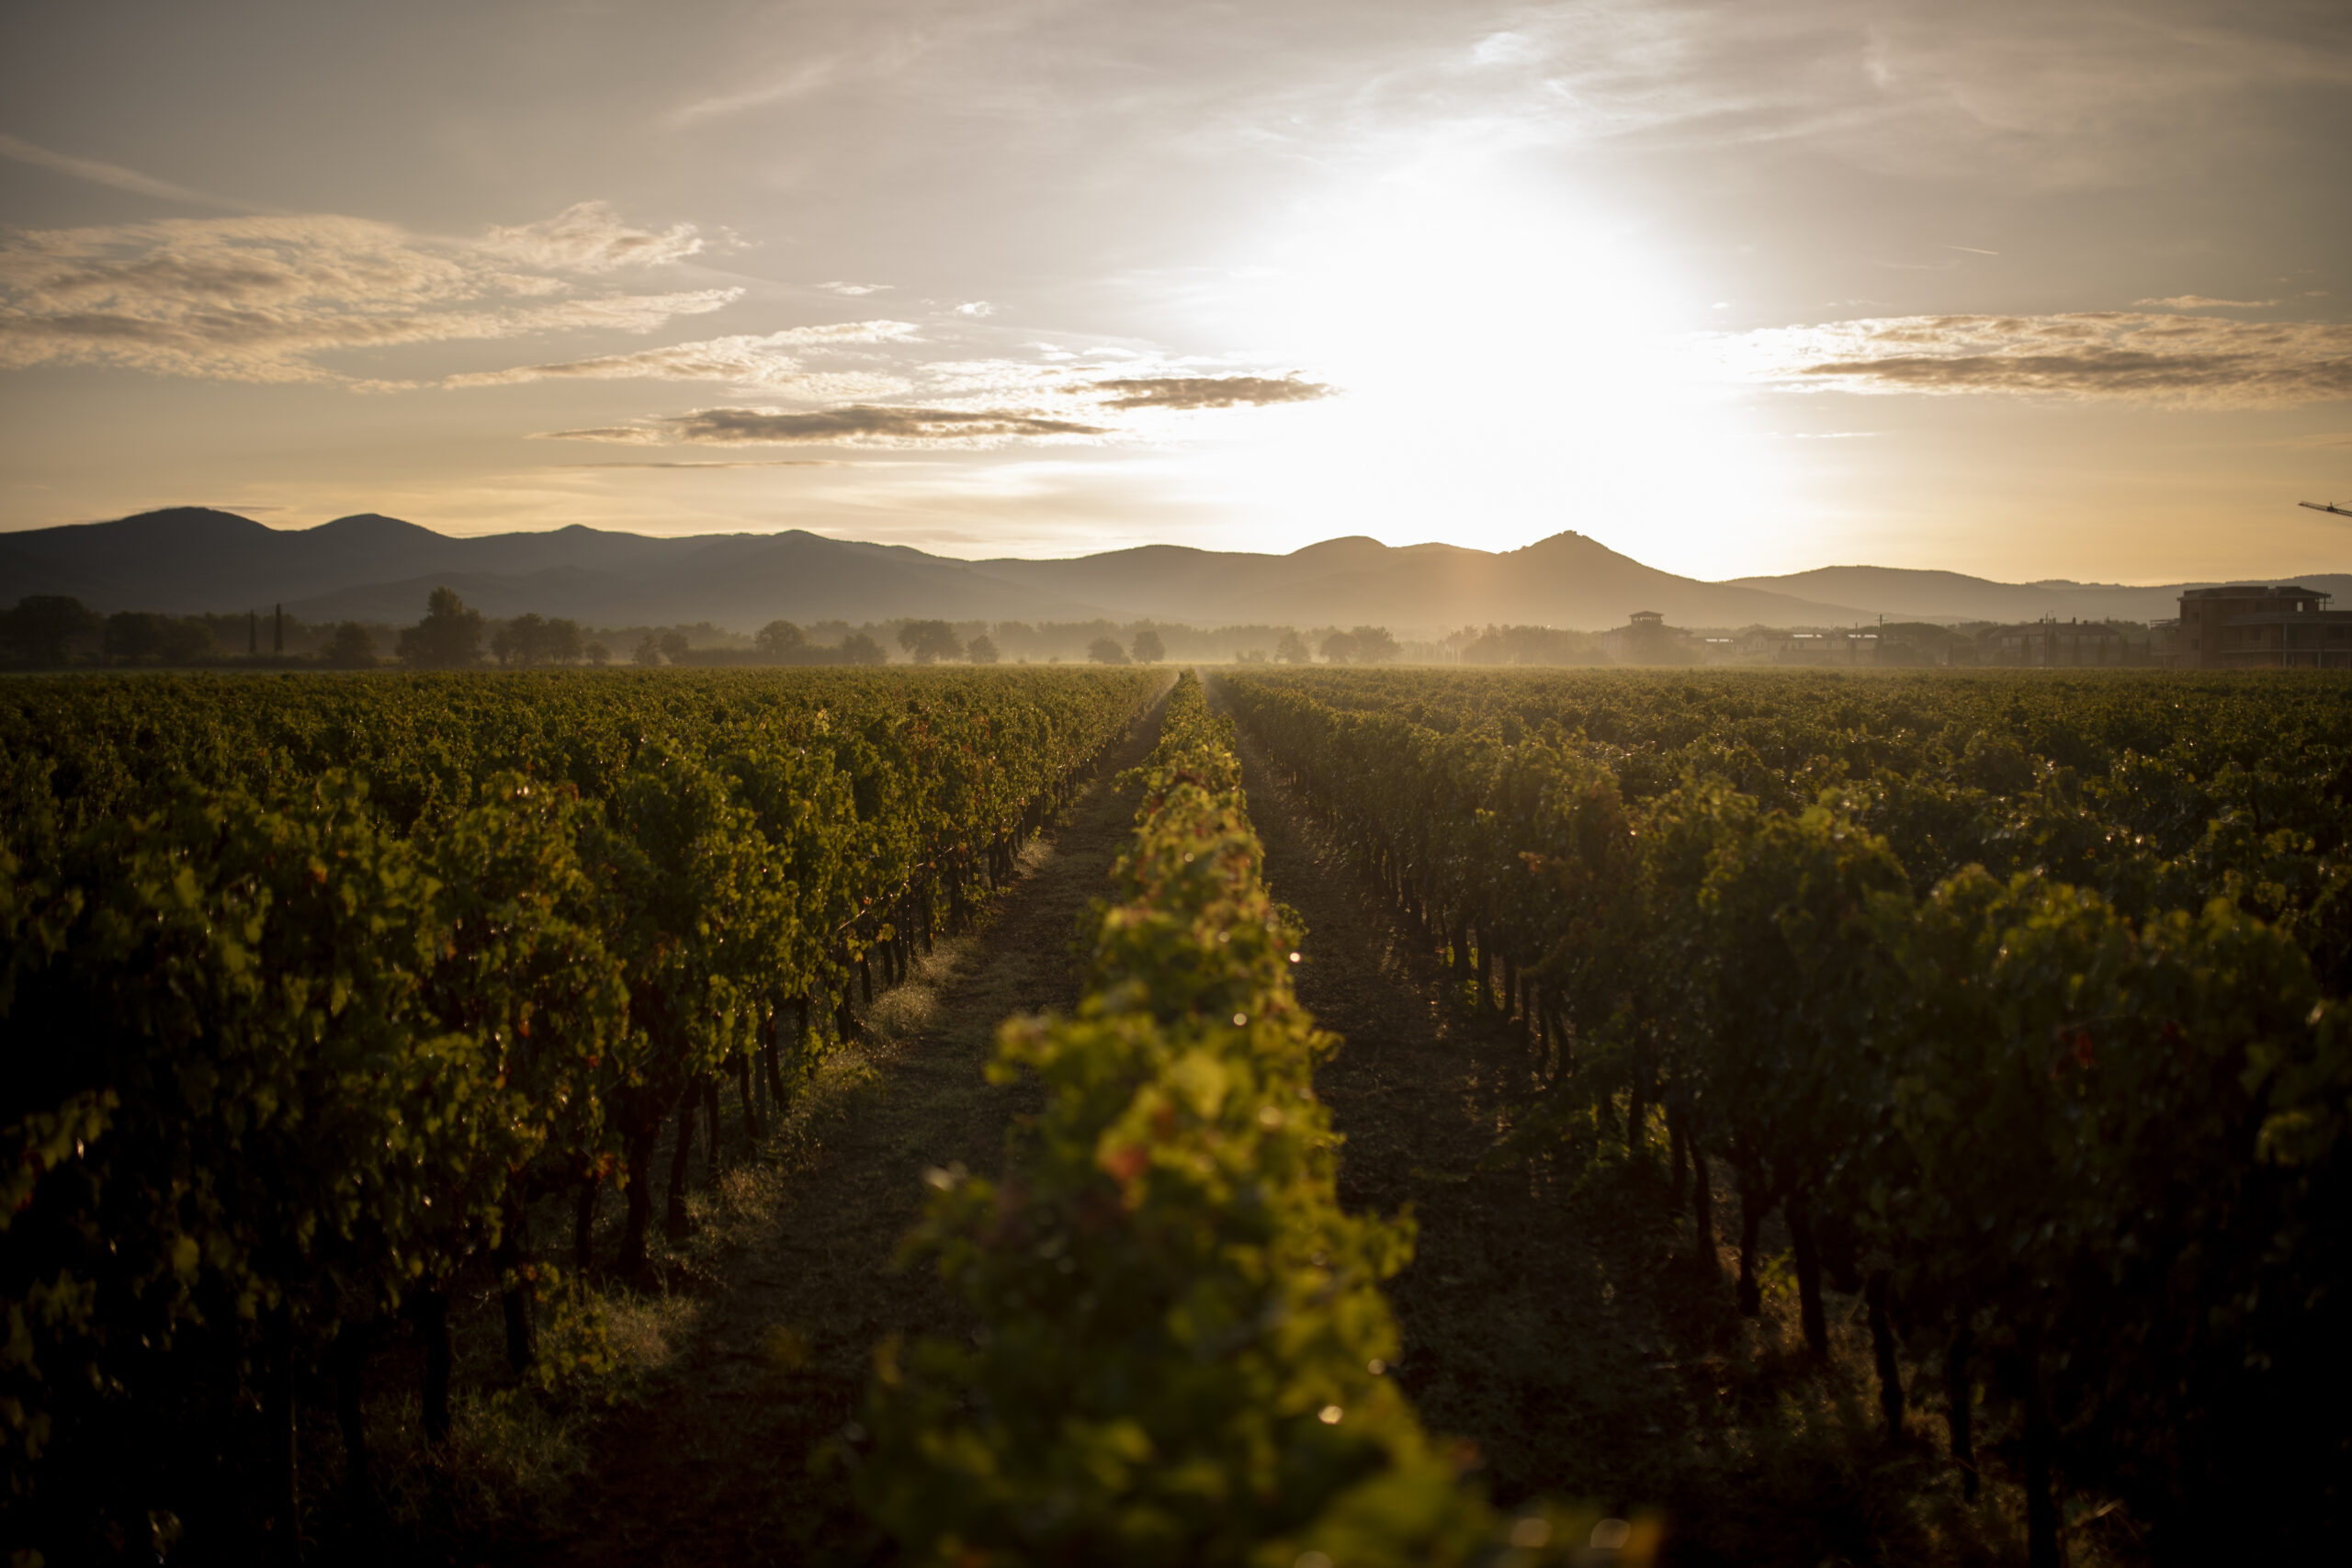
[
  {"left": 1609, "top": 583, "right": 2349, "bottom": 671},
  {"left": 2, "top": 583, "right": 2346, "bottom": 671}
]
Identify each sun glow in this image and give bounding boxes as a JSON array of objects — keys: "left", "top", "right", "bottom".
[{"left": 1199, "top": 157, "right": 1781, "bottom": 565}]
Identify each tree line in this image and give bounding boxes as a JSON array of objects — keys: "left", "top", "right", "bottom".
[{"left": 4, "top": 589, "right": 1411, "bottom": 673}]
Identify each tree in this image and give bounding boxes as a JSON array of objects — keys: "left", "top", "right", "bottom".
[
  {"left": 657, "top": 628, "right": 691, "bottom": 662},
  {"left": 1087, "top": 636, "right": 1130, "bottom": 665},
  {"left": 323, "top": 622, "right": 377, "bottom": 668},
  {"left": 543, "top": 617, "right": 583, "bottom": 664},
  {"left": 899, "top": 620, "right": 963, "bottom": 665},
  {"left": 492, "top": 614, "right": 582, "bottom": 667},
  {"left": 967, "top": 635, "right": 1001, "bottom": 665},
  {"left": 162, "top": 617, "right": 215, "bottom": 663},
  {"left": 491, "top": 613, "right": 547, "bottom": 667},
  {"left": 1130, "top": 627, "right": 1165, "bottom": 664},
  {"left": 1349, "top": 625, "right": 1399, "bottom": 664},
  {"left": 103, "top": 611, "right": 170, "bottom": 662},
  {"left": 1274, "top": 629, "right": 1310, "bottom": 664},
  {"left": 633, "top": 634, "right": 663, "bottom": 666},
  {"left": 756, "top": 620, "right": 807, "bottom": 661},
  {"left": 4, "top": 595, "right": 101, "bottom": 666},
  {"left": 585, "top": 640, "right": 611, "bottom": 666},
  {"left": 395, "top": 587, "right": 484, "bottom": 669},
  {"left": 1319, "top": 630, "right": 1360, "bottom": 664},
  {"left": 839, "top": 631, "right": 887, "bottom": 666},
  {"left": 107, "top": 610, "right": 217, "bottom": 664}
]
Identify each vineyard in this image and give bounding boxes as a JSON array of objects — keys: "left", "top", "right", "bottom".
[
  {"left": 0, "top": 666, "right": 1159, "bottom": 1560},
  {"left": 4, "top": 661, "right": 2346, "bottom": 1564},
  {"left": 1217, "top": 666, "right": 2352, "bottom": 1566},
  {"left": 855, "top": 672, "right": 1624, "bottom": 1565}
]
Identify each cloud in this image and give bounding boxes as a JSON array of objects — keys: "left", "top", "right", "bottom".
[
  {"left": 536, "top": 426, "right": 663, "bottom": 445},
  {"left": 560, "top": 458, "right": 849, "bottom": 468},
  {"left": 817, "top": 281, "right": 892, "bottom": 295},
  {"left": 0, "top": 133, "right": 275, "bottom": 214},
  {"left": 670, "top": 55, "right": 858, "bottom": 126},
  {"left": 0, "top": 212, "right": 739, "bottom": 385},
  {"left": 445, "top": 321, "right": 919, "bottom": 389},
  {"left": 770, "top": 320, "right": 922, "bottom": 344},
  {"left": 538, "top": 403, "right": 1111, "bottom": 447},
  {"left": 481, "top": 200, "right": 704, "bottom": 272},
  {"left": 2134, "top": 295, "right": 2281, "bottom": 309},
  {"left": 955, "top": 300, "right": 996, "bottom": 316},
  {"left": 1091, "top": 374, "right": 1335, "bottom": 410},
  {"left": 1721, "top": 312, "right": 2352, "bottom": 407}
]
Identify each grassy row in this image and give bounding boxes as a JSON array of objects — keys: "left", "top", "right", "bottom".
[{"left": 854, "top": 671, "right": 1646, "bottom": 1567}]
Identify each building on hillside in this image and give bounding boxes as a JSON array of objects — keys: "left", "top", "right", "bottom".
[
  {"left": 1601, "top": 610, "right": 1694, "bottom": 664},
  {"left": 1975, "top": 618, "right": 2130, "bottom": 668},
  {"left": 2175, "top": 586, "right": 2352, "bottom": 668}
]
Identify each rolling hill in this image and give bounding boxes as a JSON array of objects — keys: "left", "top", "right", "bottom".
[{"left": 2, "top": 507, "right": 2337, "bottom": 633}]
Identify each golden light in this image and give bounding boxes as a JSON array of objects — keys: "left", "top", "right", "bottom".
[{"left": 1197, "top": 150, "right": 1787, "bottom": 566}]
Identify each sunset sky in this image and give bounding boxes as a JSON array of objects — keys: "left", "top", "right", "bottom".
[{"left": 3, "top": 0, "right": 2347, "bottom": 582}]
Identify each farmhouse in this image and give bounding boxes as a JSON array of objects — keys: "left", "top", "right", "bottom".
[{"left": 2174, "top": 586, "right": 2352, "bottom": 669}]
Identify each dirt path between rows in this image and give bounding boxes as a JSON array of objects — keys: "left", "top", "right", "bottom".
[
  {"left": 514, "top": 697, "right": 1166, "bottom": 1568},
  {"left": 1221, "top": 691, "right": 1994, "bottom": 1567}
]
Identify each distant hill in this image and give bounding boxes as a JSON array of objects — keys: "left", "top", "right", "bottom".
[
  {"left": 973, "top": 532, "right": 1867, "bottom": 627},
  {"left": 0, "top": 509, "right": 1106, "bottom": 627},
  {"left": 2, "top": 507, "right": 2336, "bottom": 633}
]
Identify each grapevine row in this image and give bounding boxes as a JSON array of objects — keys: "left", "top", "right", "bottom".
[
  {"left": 857, "top": 671, "right": 1644, "bottom": 1567},
  {"left": 1217, "top": 666, "right": 2351, "bottom": 1564},
  {"left": 0, "top": 666, "right": 1158, "bottom": 1558}
]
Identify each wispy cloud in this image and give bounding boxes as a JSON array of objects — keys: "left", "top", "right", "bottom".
[
  {"left": 669, "top": 56, "right": 853, "bottom": 126},
  {"left": 445, "top": 321, "right": 920, "bottom": 389},
  {"left": 481, "top": 200, "right": 706, "bottom": 272},
  {"left": 1092, "top": 374, "right": 1334, "bottom": 410},
  {"left": 1177, "top": 1, "right": 2352, "bottom": 197},
  {"left": 817, "top": 281, "right": 893, "bottom": 296},
  {"left": 0, "top": 132, "right": 277, "bottom": 214},
  {"left": 560, "top": 458, "right": 850, "bottom": 468},
  {"left": 538, "top": 403, "right": 1111, "bottom": 447},
  {"left": 2134, "top": 294, "right": 2280, "bottom": 309},
  {"left": 1720, "top": 311, "right": 2352, "bottom": 407},
  {"left": 0, "top": 209, "right": 735, "bottom": 385}
]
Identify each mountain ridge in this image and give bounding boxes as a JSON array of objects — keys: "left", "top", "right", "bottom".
[{"left": 3, "top": 507, "right": 2341, "bottom": 633}]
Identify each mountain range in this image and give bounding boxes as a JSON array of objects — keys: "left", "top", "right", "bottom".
[{"left": 3, "top": 508, "right": 2341, "bottom": 634}]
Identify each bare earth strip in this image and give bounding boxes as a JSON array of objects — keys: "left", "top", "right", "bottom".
[{"left": 516, "top": 698, "right": 1166, "bottom": 1568}]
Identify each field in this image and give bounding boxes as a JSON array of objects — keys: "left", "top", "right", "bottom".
[{"left": 5, "top": 665, "right": 2347, "bottom": 1566}]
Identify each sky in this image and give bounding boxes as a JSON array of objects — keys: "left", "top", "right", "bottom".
[{"left": 2, "top": 0, "right": 2348, "bottom": 583}]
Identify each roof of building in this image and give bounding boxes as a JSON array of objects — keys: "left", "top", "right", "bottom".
[{"left": 2182, "top": 585, "right": 2327, "bottom": 601}]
